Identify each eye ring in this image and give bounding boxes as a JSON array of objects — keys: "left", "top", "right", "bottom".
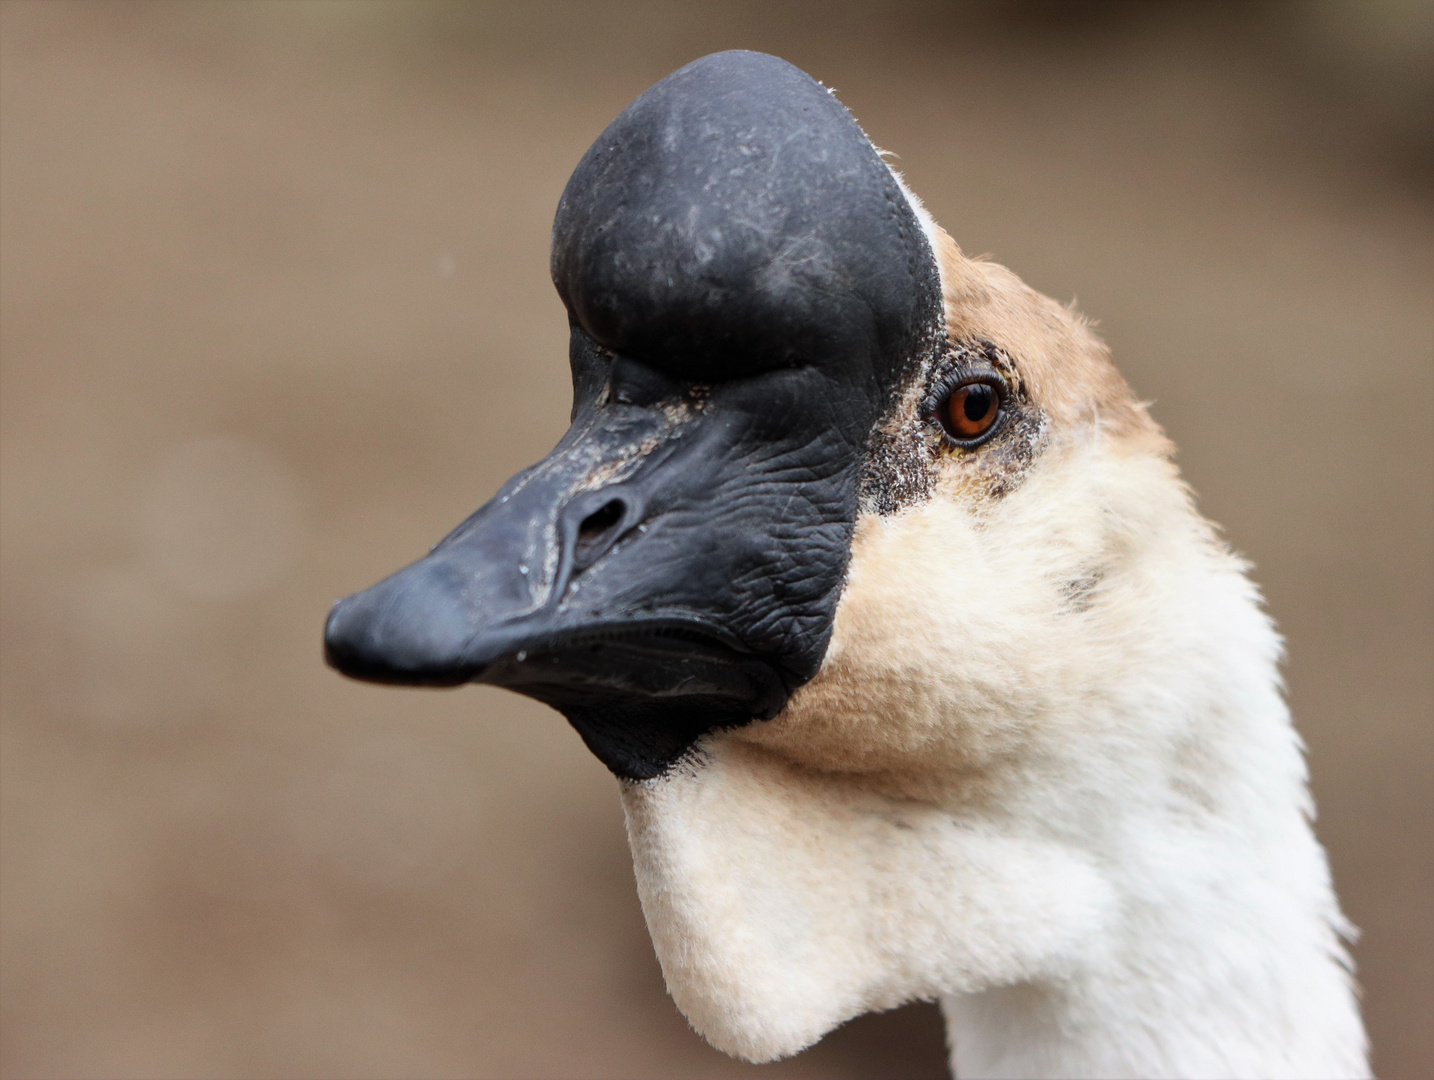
[{"left": 934, "top": 376, "right": 1006, "bottom": 446}]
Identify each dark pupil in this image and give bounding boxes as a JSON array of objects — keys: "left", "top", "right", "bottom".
[{"left": 963, "top": 384, "right": 994, "bottom": 423}]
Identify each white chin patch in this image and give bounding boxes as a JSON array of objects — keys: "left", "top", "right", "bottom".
[{"left": 619, "top": 737, "right": 1114, "bottom": 1063}]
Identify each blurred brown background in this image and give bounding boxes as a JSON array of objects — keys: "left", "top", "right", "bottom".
[{"left": 1, "top": 2, "right": 1429, "bottom": 1077}]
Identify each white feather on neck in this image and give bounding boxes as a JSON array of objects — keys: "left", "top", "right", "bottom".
[{"left": 621, "top": 431, "right": 1365, "bottom": 1079}]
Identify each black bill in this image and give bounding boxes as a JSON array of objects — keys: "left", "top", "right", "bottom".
[{"left": 324, "top": 50, "right": 943, "bottom": 779}]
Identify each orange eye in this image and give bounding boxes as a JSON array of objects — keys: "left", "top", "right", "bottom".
[{"left": 939, "top": 380, "right": 1002, "bottom": 443}]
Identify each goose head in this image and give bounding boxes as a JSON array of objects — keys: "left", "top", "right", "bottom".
[{"left": 325, "top": 51, "right": 1367, "bottom": 1078}]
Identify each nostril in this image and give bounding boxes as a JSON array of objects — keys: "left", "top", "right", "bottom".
[
  {"left": 580, "top": 499, "right": 623, "bottom": 536},
  {"left": 573, "top": 498, "right": 627, "bottom": 568}
]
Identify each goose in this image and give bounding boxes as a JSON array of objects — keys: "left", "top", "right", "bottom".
[{"left": 324, "top": 51, "right": 1369, "bottom": 1079}]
